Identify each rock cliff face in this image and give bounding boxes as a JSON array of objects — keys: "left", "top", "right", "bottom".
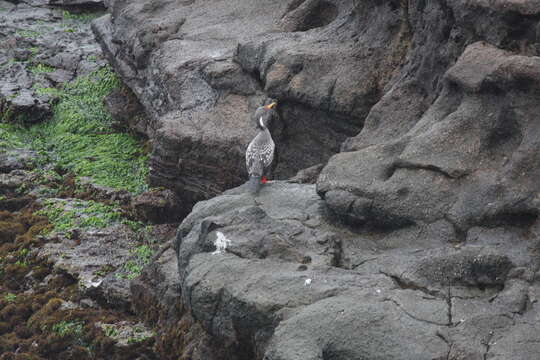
[
  {"left": 91, "top": 0, "right": 380, "bottom": 207},
  {"left": 92, "top": 0, "right": 540, "bottom": 359},
  {"left": 173, "top": 182, "right": 539, "bottom": 359}
]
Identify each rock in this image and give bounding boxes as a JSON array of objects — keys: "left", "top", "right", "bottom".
[
  {"left": 48, "top": 0, "right": 105, "bottom": 8},
  {"left": 0, "top": 149, "right": 37, "bottom": 173},
  {"left": 130, "top": 226, "right": 222, "bottom": 360},
  {"left": 0, "top": 1, "right": 15, "bottom": 11},
  {"left": 167, "top": 181, "right": 540, "bottom": 359},
  {"left": 287, "top": 163, "right": 324, "bottom": 184},
  {"left": 77, "top": 176, "right": 132, "bottom": 204},
  {"left": 131, "top": 246, "right": 180, "bottom": 326},
  {"left": 132, "top": 189, "right": 183, "bottom": 224},
  {"left": 91, "top": 0, "right": 366, "bottom": 209},
  {"left": 45, "top": 68, "right": 74, "bottom": 84},
  {"left": 103, "top": 87, "right": 149, "bottom": 135},
  {"left": 319, "top": 42, "right": 540, "bottom": 235},
  {"left": 96, "top": 321, "right": 154, "bottom": 347},
  {"left": 0, "top": 2, "right": 106, "bottom": 124},
  {"left": 37, "top": 206, "right": 141, "bottom": 310},
  {"left": 0, "top": 170, "right": 30, "bottom": 192},
  {"left": 11, "top": 0, "right": 535, "bottom": 358}
]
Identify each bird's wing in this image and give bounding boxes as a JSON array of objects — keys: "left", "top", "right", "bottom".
[
  {"left": 246, "top": 139, "right": 263, "bottom": 176},
  {"left": 259, "top": 140, "right": 275, "bottom": 169},
  {"left": 246, "top": 131, "right": 275, "bottom": 176}
]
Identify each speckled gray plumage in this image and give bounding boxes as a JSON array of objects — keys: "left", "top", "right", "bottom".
[{"left": 246, "top": 127, "right": 275, "bottom": 177}]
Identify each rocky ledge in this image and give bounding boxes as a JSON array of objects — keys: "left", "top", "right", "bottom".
[
  {"left": 1, "top": 0, "right": 539, "bottom": 359},
  {"left": 94, "top": 0, "right": 540, "bottom": 359},
  {"left": 160, "top": 180, "right": 538, "bottom": 359}
]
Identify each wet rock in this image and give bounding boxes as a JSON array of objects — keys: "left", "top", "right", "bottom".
[
  {"left": 38, "top": 220, "right": 137, "bottom": 309},
  {"left": 91, "top": 0, "right": 366, "bottom": 209},
  {"left": 103, "top": 87, "right": 149, "bottom": 135},
  {"left": 132, "top": 189, "right": 183, "bottom": 224},
  {"left": 0, "top": 170, "right": 30, "bottom": 192},
  {"left": 166, "top": 181, "right": 540, "bottom": 359},
  {"left": 77, "top": 176, "right": 132, "bottom": 204},
  {"left": 0, "top": 149, "right": 37, "bottom": 173},
  {"left": 131, "top": 246, "right": 180, "bottom": 326},
  {"left": 96, "top": 321, "right": 154, "bottom": 347},
  {"left": 48, "top": 0, "right": 105, "bottom": 8},
  {"left": 45, "top": 68, "right": 74, "bottom": 84},
  {"left": 0, "top": 2, "right": 106, "bottom": 124},
  {"left": 319, "top": 42, "right": 540, "bottom": 234}
]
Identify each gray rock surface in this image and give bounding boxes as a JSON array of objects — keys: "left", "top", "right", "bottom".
[
  {"left": 38, "top": 0, "right": 540, "bottom": 358},
  {"left": 0, "top": 2, "right": 106, "bottom": 123},
  {"left": 318, "top": 42, "right": 540, "bottom": 236},
  {"left": 0, "top": 149, "right": 37, "bottom": 172},
  {"left": 132, "top": 188, "right": 184, "bottom": 223},
  {"left": 91, "top": 0, "right": 367, "bottom": 207},
  {"left": 172, "top": 181, "right": 540, "bottom": 359},
  {"left": 38, "top": 218, "right": 136, "bottom": 309},
  {"left": 104, "top": 86, "right": 149, "bottom": 135}
]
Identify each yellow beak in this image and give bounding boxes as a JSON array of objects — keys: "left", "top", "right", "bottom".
[{"left": 265, "top": 101, "right": 277, "bottom": 110}]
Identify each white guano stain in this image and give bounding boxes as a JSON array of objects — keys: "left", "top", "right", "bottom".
[{"left": 212, "top": 231, "right": 231, "bottom": 255}]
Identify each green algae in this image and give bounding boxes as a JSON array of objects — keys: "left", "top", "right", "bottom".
[
  {"left": 3, "top": 293, "right": 16, "bottom": 303},
  {"left": 0, "top": 123, "right": 28, "bottom": 150},
  {"left": 115, "top": 244, "right": 154, "bottom": 280},
  {"left": 62, "top": 10, "right": 105, "bottom": 24},
  {"left": 15, "top": 29, "right": 40, "bottom": 39},
  {"left": 29, "top": 63, "right": 55, "bottom": 75},
  {"left": 1, "top": 66, "right": 148, "bottom": 194},
  {"left": 49, "top": 320, "right": 84, "bottom": 338},
  {"left": 36, "top": 198, "right": 141, "bottom": 233},
  {"left": 28, "top": 66, "right": 149, "bottom": 194}
]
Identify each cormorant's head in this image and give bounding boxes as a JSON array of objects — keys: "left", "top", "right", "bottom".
[{"left": 253, "top": 101, "right": 277, "bottom": 129}]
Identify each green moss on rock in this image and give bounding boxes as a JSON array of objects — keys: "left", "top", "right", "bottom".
[
  {"left": 36, "top": 198, "right": 138, "bottom": 233},
  {"left": 29, "top": 67, "right": 149, "bottom": 194}
]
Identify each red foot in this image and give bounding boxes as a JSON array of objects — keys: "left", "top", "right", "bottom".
[{"left": 261, "top": 176, "right": 267, "bottom": 184}]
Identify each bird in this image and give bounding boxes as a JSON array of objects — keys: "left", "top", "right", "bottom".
[{"left": 245, "top": 101, "right": 277, "bottom": 194}]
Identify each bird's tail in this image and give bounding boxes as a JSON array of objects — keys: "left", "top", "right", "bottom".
[{"left": 248, "top": 176, "right": 261, "bottom": 194}]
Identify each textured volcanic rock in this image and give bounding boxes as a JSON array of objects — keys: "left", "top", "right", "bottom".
[
  {"left": 170, "top": 181, "right": 540, "bottom": 359},
  {"left": 37, "top": 210, "right": 136, "bottom": 310},
  {"left": 0, "top": 2, "right": 106, "bottom": 123},
  {"left": 48, "top": 0, "right": 104, "bottom": 7},
  {"left": 90, "top": 0, "right": 391, "bottom": 206},
  {"left": 133, "top": 188, "right": 184, "bottom": 223},
  {"left": 0, "top": 149, "right": 37, "bottom": 172},
  {"left": 104, "top": 86, "right": 149, "bottom": 135},
  {"left": 90, "top": 0, "right": 540, "bottom": 359},
  {"left": 318, "top": 42, "right": 540, "bottom": 234}
]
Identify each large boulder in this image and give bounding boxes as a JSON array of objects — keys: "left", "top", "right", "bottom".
[
  {"left": 92, "top": 0, "right": 540, "bottom": 214},
  {"left": 318, "top": 42, "right": 540, "bottom": 235},
  {"left": 88, "top": 0, "right": 540, "bottom": 358},
  {"left": 170, "top": 181, "right": 540, "bottom": 359},
  {"left": 90, "top": 0, "right": 403, "bottom": 207}
]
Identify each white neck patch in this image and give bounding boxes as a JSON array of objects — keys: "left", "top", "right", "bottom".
[{"left": 259, "top": 116, "right": 264, "bottom": 128}]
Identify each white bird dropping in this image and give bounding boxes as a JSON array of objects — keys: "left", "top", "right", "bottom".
[{"left": 212, "top": 232, "right": 231, "bottom": 255}]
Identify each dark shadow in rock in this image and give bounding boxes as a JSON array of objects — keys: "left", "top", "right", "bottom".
[
  {"left": 280, "top": 0, "right": 339, "bottom": 32},
  {"left": 481, "top": 211, "right": 538, "bottom": 229}
]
